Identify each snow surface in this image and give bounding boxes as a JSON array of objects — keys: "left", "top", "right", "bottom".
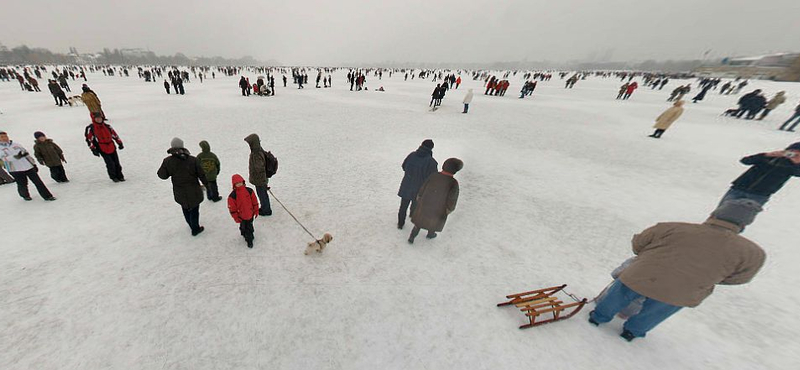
[{"left": 1, "top": 71, "right": 799, "bottom": 370}]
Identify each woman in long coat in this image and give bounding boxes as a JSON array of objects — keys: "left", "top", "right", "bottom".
[
  {"left": 649, "top": 100, "right": 685, "bottom": 138},
  {"left": 408, "top": 158, "right": 463, "bottom": 244}
]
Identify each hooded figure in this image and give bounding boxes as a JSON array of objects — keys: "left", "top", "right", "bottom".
[
  {"left": 197, "top": 140, "right": 222, "bottom": 201},
  {"left": 589, "top": 199, "right": 765, "bottom": 341},
  {"left": 227, "top": 174, "right": 260, "bottom": 248},
  {"left": 85, "top": 112, "right": 124, "bottom": 182},
  {"left": 408, "top": 158, "right": 462, "bottom": 243},
  {"left": 244, "top": 133, "right": 272, "bottom": 216},
  {"left": 397, "top": 140, "right": 438, "bottom": 229},
  {"left": 157, "top": 137, "right": 208, "bottom": 236}
]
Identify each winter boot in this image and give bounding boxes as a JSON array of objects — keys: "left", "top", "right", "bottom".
[
  {"left": 247, "top": 240, "right": 253, "bottom": 249},
  {"left": 620, "top": 330, "right": 636, "bottom": 342},
  {"left": 426, "top": 232, "right": 437, "bottom": 239},
  {"left": 588, "top": 313, "right": 600, "bottom": 327},
  {"left": 192, "top": 226, "right": 205, "bottom": 236},
  {"left": 44, "top": 197, "right": 57, "bottom": 201}
]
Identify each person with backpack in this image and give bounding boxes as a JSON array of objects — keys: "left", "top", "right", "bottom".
[
  {"left": 197, "top": 140, "right": 222, "bottom": 202},
  {"left": 0, "top": 131, "right": 56, "bottom": 201},
  {"left": 719, "top": 142, "right": 800, "bottom": 206},
  {"left": 85, "top": 112, "right": 125, "bottom": 182},
  {"left": 227, "top": 174, "right": 260, "bottom": 248},
  {"left": 33, "top": 131, "right": 68, "bottom": 183},
  {"left": 157, "top": 138, "right": 208, "bottom": 236},
  {"left": 408, "top": 158, "right": 462, "bottom": 244},
  {"left": 397, "top": 140, "right": 438, "bottom": 229},
  {"left": 244, "top": 133, "right": 275, "bottom": 216}
]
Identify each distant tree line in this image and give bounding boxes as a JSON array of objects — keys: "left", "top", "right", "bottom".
[{"left": 0, "top": 44, "right": 268, "bottom": 66}]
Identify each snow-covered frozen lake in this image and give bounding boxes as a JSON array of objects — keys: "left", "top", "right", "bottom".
[{"left": 1, "top": 70, "right": 799, "bottom": 369}]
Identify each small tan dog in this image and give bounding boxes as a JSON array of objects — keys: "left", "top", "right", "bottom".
[
  {"left": 304, "top": 233, "right": 333, "bottom": 255},
  {"left": 68, "top": 96, "right": 84, "bottom": 106}
]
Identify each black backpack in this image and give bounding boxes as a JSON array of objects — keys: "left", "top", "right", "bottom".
[{"left": 264, "top": 150, "right": 278, "bottom": 178}]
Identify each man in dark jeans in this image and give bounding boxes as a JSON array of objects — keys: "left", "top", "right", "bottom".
[
  {"left": 719, "top": 142, "right": 800, "bottom": 206},
  {"left": 158, "top": 138, "right": 208, "bottom": 236},
  {"left": 397, "top": 140, "right": 438, "bottom": 229}
]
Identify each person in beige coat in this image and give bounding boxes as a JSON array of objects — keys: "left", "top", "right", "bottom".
[
  {"left": 649, "top": 100, "right": 684, "bottom": 138},
  {"left": 588, "top": 199, "right": 766, "bottom": 341},
  {"left": 757, "top": 91, "right": 786, "bottom": 120},
  {"left": 80, "top": 84, "right": 104, "bottom": 118}
]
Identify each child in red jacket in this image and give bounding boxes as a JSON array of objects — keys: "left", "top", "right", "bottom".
[{"left": 228, "top": 174, "right": 259, "bottom": 248}]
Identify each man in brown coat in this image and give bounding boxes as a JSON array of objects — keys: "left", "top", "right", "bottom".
[
  {"left": 408, "top": 158, "right": 462, "bottom": 244},
  {"left": 588, "top": 199, "right": 766, "bottom": 341},
  {"left": 244, "top": 133, "right": 272, "bottom": 216}
]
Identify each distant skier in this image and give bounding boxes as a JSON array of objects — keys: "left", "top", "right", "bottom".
[
  {"left": 397, "top": 140, "right": 438, "bottom": 229},
  {"left": 718, "top": 142, "right": 800, "bottom": 206},
  {"left": 157, "top": 138, "right": 208, "bottom": 237},
  {"left": 408, "top": 158, "right": 462, "bottom": 244},
  {"left": 589, "top": 199, "right": 765, "bottom": 341},
  {"left": 0, "top": 131, "right": 56, "bottom": 201}
]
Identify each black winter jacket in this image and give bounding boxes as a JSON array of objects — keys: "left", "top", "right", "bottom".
[{"left": 731, "top": 154, "right": 800, "bottom": 196}]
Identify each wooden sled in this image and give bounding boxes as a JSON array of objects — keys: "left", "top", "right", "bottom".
[{"left": 498, "top": 284, "right": 588, "bottom": 329}]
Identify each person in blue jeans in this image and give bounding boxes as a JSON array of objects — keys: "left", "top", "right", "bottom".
[
  {"left": 778, "top": 103, "right": 800, "bottom": 132},
  {"left": 718, "top": 142, "right": 800, "bottom": 206},
  {"left": 589, "top": 199, "right": 766, "bottom": 341}
]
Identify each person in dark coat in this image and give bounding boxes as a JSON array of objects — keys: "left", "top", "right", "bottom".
[
  {"left": 408, "top": 158, "right": 462, "bottom": 244},
  {"left": 239, "top": 76, "right": 250, "bottom": 96},
  {"left": 735, "top": 89, "right": 763, "bottom": 118},
  {"left": 691, "top": 84, "right": 712, "bottom": 103},
  {"left": 197, "top": 140, "right": 222, "bottom": 202},
  {"left": 397, "top": 140, "right": 438, "bottom": 229},
  {"left": 430, "top": 84, "right": 441, "bottom": 107},
  {"left": 164, "top": 80, "right": 171, "bottom": 94},
  {"left": 244, "top": 133, "right": 272, "bottom": 216},
  {"left": 157, "top": 137, "right": 208, "bottom": 236},
  {"left": 33, "top": 131, "right": 68, "bottom": 182},
  {"left": 719, "top": 142, "right": 800, "bottom": 206}
]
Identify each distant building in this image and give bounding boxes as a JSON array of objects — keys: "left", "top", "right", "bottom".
[
  {"left": 694, "top": 53, "right": 800, "bottom": 82},
  {"left": 120, "top": 48, "right": 150, "bottom": 58}
]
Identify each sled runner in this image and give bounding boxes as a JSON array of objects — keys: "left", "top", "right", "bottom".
[{"left": 497, "top": 284, "right": 588, "bottom": 329}]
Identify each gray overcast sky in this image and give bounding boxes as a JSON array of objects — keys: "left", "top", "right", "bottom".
[{"left": 2, "top": 0, "right": 798, "bottom": 65}]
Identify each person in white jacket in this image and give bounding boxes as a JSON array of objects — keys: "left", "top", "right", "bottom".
[
  {"left": 0, "top": 131, "right": 55, "bottom": 201},
  {"left": 462, "top": 89, "right": 474, "bottom": 114}
]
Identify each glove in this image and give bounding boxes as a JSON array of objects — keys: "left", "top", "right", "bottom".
[
  {"left": 92, "top": 149, "right": 100, "bottom": 157},
  {"left": 118, "top": 144, "right": 124, "bottom": 150},
  {"left": 38, "top": 161, "right": 44, "bottom": 165}
]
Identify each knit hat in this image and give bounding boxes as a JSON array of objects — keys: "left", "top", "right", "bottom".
[
  {"left": 170, "top": 137, "right": 184, "bottom": 149},
  {"left": 421, "top": 139, "right": 434, "bottom": 150},
  {"left": 442, "top": 158, "right": 464, "bottom": 174},
  {"left": 786, "top": 142, "right": 800, "bottom": 151},
  {"left": 34, "top": 131, "right": 45, "bottom": 139},
  {"left": 711, "top": 199, "right": 763, "bottom": 231},
  {"left": 0, "top": 131, "right": 7, "bottom": 135}
]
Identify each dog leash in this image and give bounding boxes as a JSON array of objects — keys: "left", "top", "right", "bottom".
[{"left": 268, "top": 189, "right": 318, "bottom": 240}]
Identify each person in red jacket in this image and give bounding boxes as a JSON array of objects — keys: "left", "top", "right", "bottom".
[
  {"left": 228, "top": 174, "right": 259, "bottom": 248},
  {"left": 455, "top": 76, "right": 461, "bottom": 89},
  {"left": 624, "top": 82, "right": 638, "bottom": 100},
  {"left": 85, "top": 112, "right": 125, "bottom": 182}
]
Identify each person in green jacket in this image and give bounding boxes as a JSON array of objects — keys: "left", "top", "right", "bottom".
[{"left": 197, "top": 140, "right": 222, "bottom": 202}]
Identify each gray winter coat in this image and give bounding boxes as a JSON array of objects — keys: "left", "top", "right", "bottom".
[{"left": 244, "top": 134, "right": 268, "bottom": 187}]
